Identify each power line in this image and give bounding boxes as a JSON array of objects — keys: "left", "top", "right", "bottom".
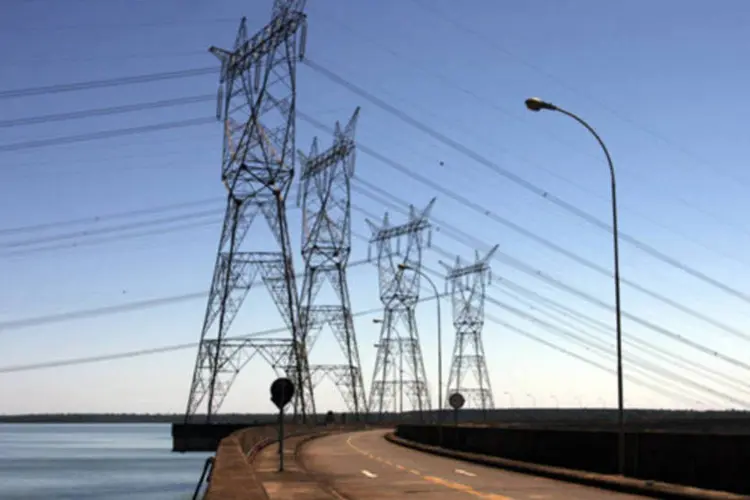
[
  {"left": 0, "top": 197, "right": 220, "bottom": 236},
  {"left": 0, "top": 219, "right": 218, "bottom": 258},
  {"left": 4, "top": 58, "right": 746, "bottom": 271},
  {"left": 4, "top": 64, "right": 744, "bottom": 278},
  {"left": 0, "top": 292, "right": 208, "bottom": 331},
  {"left": 9, "top": 187, "right": 741, "bottom": 403},
  {"left": 300, "top": 112, "right": 749, "bottom": 343},
  {"left": 408, "top": 0, "right": 750, "bottom": 191},
  {"left": 0, "top": 67, "right": 215, "bottom": 100},
  {"left": 0, "top": 247, "right": 715, "bottom": 408},
  {"left": 352, "top": 175, "right": 749, "bottom": 343},
  {"left": 311, "top": 12, "right": 750, "bottom": 267},
  {"left": 480, "top": 291, "right": 747, "bottom": 408},
  {"left": 2, "top": 77, "right": 744, "bottom": 282},
  {"left": 0, "top": 251, "right": 704, "bottom": 407},
  {"left": 0, "top": 293, "right": 443, "bottom": 374},
  {"left": 495, "top": 281, "right": 750, "bottom": 395},
  {"left": 0, "top": 117, "right": 214, "bottom": 153},
  {"left": 0, "top": 94, "right": 214, "bottom": 128},
  {"left": 5, "top": 105, "right": 739, "bottom": 355},
  {"left": 0, "top": 17, "right": 237, "bottom": 33},
  {"left": 3, "top": 50, "right": 206, "bottom": 68},
  {"left": 302, "top": 60, "right": 750, "bottom": 306},
  {"left": 4, "top": 103, "right": 736, "bottom": 370},
  {"left": 404, "top": 263, "right": 723, "bottom": 407},
  {"left": 0, "top": 209, "right": 220, "bottom": 249},
  {"left": 393, "top": 244, "right": 743, "bottom": 407},
  {"left": 483, "top": 310, "right": 706, "bottom": 408},
  {"left": 353, "top": 218, "right": 745, "bottom": 407},
  {"left": 0, "top": 258, "right": 370, "bottom": 332},
  {"left": 349, "top": 189, "right": 750, "bottom": 374}
]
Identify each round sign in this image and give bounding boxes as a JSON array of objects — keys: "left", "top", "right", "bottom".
[
  {"left": 270, "top": 377, "right": 295, "bottom": 410},
  {"left": 448, "top": 392, "right": 465, "bottom": 410}
]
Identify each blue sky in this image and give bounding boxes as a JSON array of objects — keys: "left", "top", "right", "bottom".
[{"left": 1, "top": 0, "right": 750, "bottom": 414}]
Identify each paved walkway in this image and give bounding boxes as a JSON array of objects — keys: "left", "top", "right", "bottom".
[{"left": 253, "top": 434, "right": 331, "bottom": 499}]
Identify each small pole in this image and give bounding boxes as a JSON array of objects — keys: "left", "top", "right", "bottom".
[
  {"left": 454, "top": 408, "right": 458, "bottom": 426},
  {"left": 278, "top": 407, "right": 285, "bottom": 472}
]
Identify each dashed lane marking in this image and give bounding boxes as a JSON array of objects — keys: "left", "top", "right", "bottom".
[{"left": 345, "top": 434, "right": 513, "bottom": 499}]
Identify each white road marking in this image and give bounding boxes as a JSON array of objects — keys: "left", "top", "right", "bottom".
[
  {"left": 361, "top": 469, "right": 378, "bottom": 478},
  {"left": 454, "top": 468, "right": 476, "bottom": 477}
]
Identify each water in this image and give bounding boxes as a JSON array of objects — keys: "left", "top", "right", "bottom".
[{"left": 0, "top": 423, "right": 211, "bottom": 499}]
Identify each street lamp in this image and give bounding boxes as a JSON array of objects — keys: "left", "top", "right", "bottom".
[
  {"left": 550, "top": 394, "right": 559, "bottom": 409},
  {"left": 504, "top": 391, "right": 514, "bottom": 407},
  {"left": 397, "top": 263, "right": 442, "bottom": 424},
  {"left": 525, "top": 96, "right": 625, "bottom": 476},
  {"left": 526, "top": 393, "right": 536, "bottom": 408}
]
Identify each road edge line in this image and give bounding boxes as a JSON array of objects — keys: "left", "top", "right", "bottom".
[{"left": 384, "top": 432, "right": 745, "bottom": 500}]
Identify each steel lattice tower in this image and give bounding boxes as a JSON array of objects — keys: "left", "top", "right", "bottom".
[
  {"left": 297, "top": 108, "right": 367, "bottom": 418},
  {"left": 367, "top": 199, "right": 435, "bottom": 419},
  {"left": 441, "top": 245, "right": 499, "bottom": 415},
  {"left": 184, "top": 0, "right": 315, "bottom": 423}
]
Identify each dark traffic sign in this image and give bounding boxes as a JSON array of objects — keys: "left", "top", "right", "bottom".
[
  {"left": 270, "top": 377, "right": 295, "bottom": 410},
  {"left": 448, "top": 392, "right": 465, "bottom": 410}
]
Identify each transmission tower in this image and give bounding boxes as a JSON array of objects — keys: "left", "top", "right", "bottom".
[
  {"left": 367, "top": 199, "right": 435, "bottom": 419},
  {"left": 297, "top": 108, "right": 367, "bottom": 418},
  {"left": 184, "top": 0, "right": 315, "bottom": 423},
  {"left": 441, "top": 245, "right": 498, "bottom": 415}
]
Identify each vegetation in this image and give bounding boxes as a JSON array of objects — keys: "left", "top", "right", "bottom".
[{"left": 0, "top": 413, "right": 278, "bottom": 423}]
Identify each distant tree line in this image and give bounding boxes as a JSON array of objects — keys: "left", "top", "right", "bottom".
[{"left": 0, "top": 413, "right": 279, "bottom": 423}]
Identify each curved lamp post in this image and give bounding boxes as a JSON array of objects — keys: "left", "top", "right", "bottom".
[
  {"left": 525, "top": 97, "right": 625, "bottom": 476},
  {"left": 526, "top": 393, "right": 536, "bottom": 407}
]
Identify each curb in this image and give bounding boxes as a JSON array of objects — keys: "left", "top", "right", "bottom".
[{"left": 385, "top": 433, "right": 746, "bottom": 500}]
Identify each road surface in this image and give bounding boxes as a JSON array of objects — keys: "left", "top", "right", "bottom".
[{"left": 299, "top": 429, "right": 649, "bottom": 499}]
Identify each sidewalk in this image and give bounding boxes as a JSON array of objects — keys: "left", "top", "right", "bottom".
[{"left": 253, "top": 433, "right": 331, "bottom": 500}]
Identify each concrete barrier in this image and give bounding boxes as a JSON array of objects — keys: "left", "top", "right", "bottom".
[
  {"left": 395, "top": 424, "right": 750, "bottom": 496},
  {"left": 387, "top": 432, "right": 745, "bottom": 500},
  {"left": 202, "top": 427, "right": 277, "bottom": 500}
]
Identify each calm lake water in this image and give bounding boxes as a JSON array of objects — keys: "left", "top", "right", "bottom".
[{"left": 0, "top": 423, "right": 211, "bottom": 499}]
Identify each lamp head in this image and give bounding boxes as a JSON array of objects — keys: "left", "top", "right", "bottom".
[
  {"left": 525, "top": 97, "right": 557, "bottom": 112},
  {"left": 397, "top": 263, "right": 411, "bottom": 271}
]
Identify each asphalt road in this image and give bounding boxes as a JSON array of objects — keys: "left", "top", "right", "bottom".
[{"left": 299, "top": 429, "right": 649, "bottom": 499}]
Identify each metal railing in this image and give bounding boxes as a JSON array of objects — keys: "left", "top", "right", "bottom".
[{"left": 192, "top": 456, "right": 215, "bottom": 500}]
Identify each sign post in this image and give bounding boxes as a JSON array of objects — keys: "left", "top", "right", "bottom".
[
  {"left": 270, "top": 377, "right": 295, "bottom": 472},
  {"left": 448, "top": 392, "right": 465, "bottom": 426}
]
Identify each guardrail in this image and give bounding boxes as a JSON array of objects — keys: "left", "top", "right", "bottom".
[{"left": 191, "top": 456, "right": 214, "bottom": 500}]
